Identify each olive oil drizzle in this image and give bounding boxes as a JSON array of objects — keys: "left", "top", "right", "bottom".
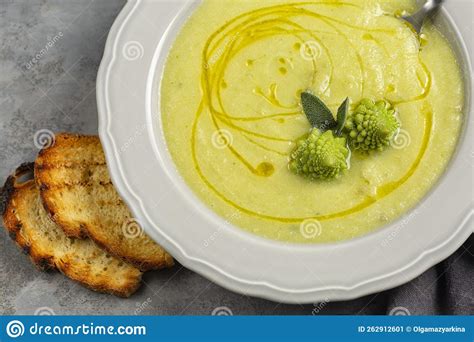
[{"left": 190, "top": 2, "right": 433, "bottom": 223}]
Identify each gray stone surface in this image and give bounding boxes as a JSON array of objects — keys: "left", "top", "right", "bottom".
[{"left": 0, "top": 0, "right": 471, "bottom": 316}]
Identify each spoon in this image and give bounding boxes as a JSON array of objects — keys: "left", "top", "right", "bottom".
[{"left": 402, "top": 0, "right": 444, "bottom": 33}]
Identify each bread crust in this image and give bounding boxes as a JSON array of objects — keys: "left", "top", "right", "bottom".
[
  {"left": 2, "top": 164, "right": 56, "bottom": 271},
  {"left": 1, "top": 164, "right": 143, "bottom": 298}
]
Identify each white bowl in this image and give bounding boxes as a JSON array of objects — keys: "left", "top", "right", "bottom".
[{"left": 97, "top": 0, "right": 473, "bottom": 303}]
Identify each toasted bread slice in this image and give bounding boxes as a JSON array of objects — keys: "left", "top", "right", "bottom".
[
  {"left": 1, "top": 164, "right": 143, "bottom": 297},
  {"left": 35, "top": 133, "right": 174, "bottom": 271}
]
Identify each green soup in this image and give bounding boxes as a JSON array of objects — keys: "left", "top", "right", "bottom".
[{"left": 161, "top": 0, "right": 464, "bottom": 243}]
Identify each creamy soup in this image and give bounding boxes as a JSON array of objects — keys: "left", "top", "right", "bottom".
[{"left": 161, "top": 0, "right": 464, "bottom": 243}]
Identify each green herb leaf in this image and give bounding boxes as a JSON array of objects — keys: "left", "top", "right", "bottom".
[
  {"left": 335, "top": 97, "right": 349, "bottom": 136},
  {"left": 301, "top": 91, "right": 336, "bottom": 131}
]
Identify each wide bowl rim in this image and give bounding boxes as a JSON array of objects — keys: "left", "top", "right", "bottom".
[{"left": 97, "top": 0, "right": 474, "bottom": 303}]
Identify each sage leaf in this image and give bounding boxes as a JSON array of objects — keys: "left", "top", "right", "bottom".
[
  {"left": 335, "top": 97, "right": 349, "bottom": 136},
  {"left": 301, "top": 91, "right": 336, "bottom": 131}
]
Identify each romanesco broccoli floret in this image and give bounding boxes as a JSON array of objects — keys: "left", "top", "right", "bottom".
[
  {"left": 289, "top": 129, "right": 349, "bottom": 180},
  {"left": 345, "top": 99, "right": 400, "bottom": 151}
]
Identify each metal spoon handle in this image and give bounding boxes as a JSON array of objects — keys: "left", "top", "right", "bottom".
[
  {"left": 419, "top": 0, "right": 444, "bottom": 17},
  {"left": 403, "top": 0, "right": 445, "bottom": 33}
]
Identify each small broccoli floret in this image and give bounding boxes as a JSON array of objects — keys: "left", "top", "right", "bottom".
[
  {"left": 289, "top": 129, "right": 349, "bottom": 180},
  {"left": 345, "top": 99, "right": 400, "bottom": 151}
]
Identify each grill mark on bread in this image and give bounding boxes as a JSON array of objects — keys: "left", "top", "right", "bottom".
[
  {"left": 37, "top": 181, "right": 114, "bottom": 190},
  {"left": 34, "top": 133, "right": 174, "bottom": 271},
  {"left": 36, "top": 162, "right": 107, "bottom": 170}
]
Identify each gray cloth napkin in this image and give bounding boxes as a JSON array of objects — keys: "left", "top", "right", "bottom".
[{"left": 382, "top": 235, "right": 473, "bottom": 315}]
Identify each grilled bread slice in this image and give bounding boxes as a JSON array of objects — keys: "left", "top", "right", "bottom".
[
  {"left": 34, "top": 133, "right": 174, "bottom": 271},
  {"left": 1, "top": 163, "right": 143, "bottom": 297}
]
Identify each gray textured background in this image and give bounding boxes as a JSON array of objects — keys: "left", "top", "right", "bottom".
[{"left": 1, "top": 0, "right": 472, "bottom": 316}]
